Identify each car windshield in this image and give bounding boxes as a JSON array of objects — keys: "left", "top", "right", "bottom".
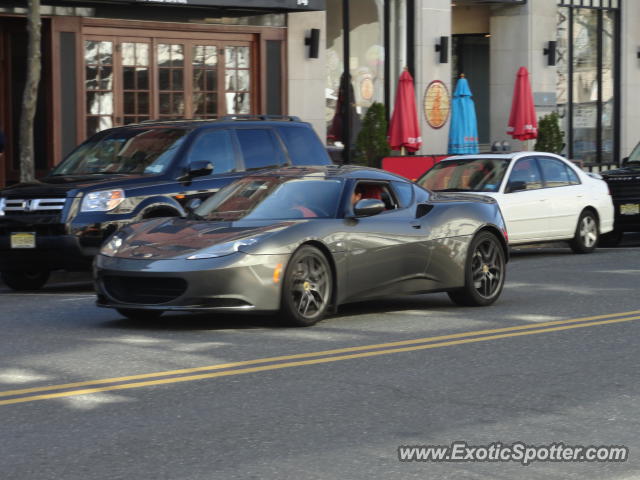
[
  {"left": 50, "top": 127, "right": 190, "bottom": 176},
  {"left": 627, "top": 142, "right": 640, "bottom": 164},
  {"left": 193, "top": 176, "right": 344, "bottom": 221},
  {"left": 418, "top": 158, "right": 510, "bottom": 192}
]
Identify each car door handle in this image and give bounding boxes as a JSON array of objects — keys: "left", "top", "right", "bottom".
[{"left": 410, "top": 221, "right": 422, "bottom": 229}]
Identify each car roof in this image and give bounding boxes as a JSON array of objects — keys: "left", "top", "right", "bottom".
[
  {"left": 443, "top": 152, "right": 566, "bottom": 161},
  {"left": 112, "top": 115, "right": 314, "bottom": 132}
]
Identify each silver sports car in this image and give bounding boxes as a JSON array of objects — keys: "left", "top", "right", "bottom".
[{"left": 95, "top": 166, "right": 509, "bottom": 326}]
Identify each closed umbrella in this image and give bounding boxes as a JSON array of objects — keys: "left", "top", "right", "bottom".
[
  {"left": 388, "top": 68, "right": 422, "bottom": 154},
  {"left": 507, "top": 66, "right": 538, "bottom": 141},
  {"left": 448, "top": 75, "right": 479, "bottom": 154}
]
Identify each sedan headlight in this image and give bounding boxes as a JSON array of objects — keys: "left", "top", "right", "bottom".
[
  {"left": 101, "top": 232, "right": 127, "bottom": 257},
  {"left": 187, "top": 238, "right": 259, "bottom": 260},
  {"left": 81, "top": 189, "right": 125, "bottom": 212}
]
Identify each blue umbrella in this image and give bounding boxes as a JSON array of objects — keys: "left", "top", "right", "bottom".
[{"left": 448, "top": 76, "right": 479, "bottom": 154}]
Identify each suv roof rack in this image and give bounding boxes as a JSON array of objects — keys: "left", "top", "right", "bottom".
[{"left": 220, "top": 114, "right": 302, "bottom": 122}]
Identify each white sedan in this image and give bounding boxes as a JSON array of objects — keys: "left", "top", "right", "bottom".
[{"left": 417, "top": 152, "right": 614, "bottom": 253}]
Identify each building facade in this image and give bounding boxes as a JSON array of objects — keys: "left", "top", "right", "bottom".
[{"left": 1, "top": 0, "right": 638, "bottom": 187}]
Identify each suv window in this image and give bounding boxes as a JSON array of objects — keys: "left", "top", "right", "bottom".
[
  {"left": 236, "top": 129, "right": 284, "bottom": 170},
  {"left": 276, "top": 125, "right": 331, "bottom": 165},
  {"left": 185, "top": 129, "right": 236, "bottom": 174}
]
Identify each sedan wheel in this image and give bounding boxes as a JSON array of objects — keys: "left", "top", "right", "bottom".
[
  {"left": 570, "top": 210, "right": 598, "bottom": 254},
  {"left": 281, "top": 246, "right": 332, "bottom": 327},
  {"left": 448, "top": 232, "right": 505, "bottom": 307}
]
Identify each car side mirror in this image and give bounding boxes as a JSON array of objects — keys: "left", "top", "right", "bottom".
[
  {"left": 354, "top": 198, "right": 385, "bottom": 217},
  {"left": 187, "top": 161, "right": 214, "bottom": 178},
  {"left": 621, "top": 156, "right": 629, "bottom": 166},
  {"left": 505, "top": 180, "right": 527, "bottom": 193}
]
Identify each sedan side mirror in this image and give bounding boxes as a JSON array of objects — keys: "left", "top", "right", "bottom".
[
  {"left": 354, "top": 198, "right": 385, "bottom": 217},
  {"left": 187, "top": 161, "right": 214, "bottom": 178},
  {"left": 505, "top": 180, "right": 527, "bottom": 193},
  {"left": 621, "top": 156, "right": 629, "bottom": 166}
]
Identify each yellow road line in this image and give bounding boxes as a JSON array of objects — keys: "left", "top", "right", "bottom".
[
  {"left": 2, "top": 309, "right": 638, "bottom": 398},
  {"left": 1, "top": 313, "right": 639, "bottom": 406}
]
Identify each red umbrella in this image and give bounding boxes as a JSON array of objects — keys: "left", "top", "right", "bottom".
[
  {"left": 507, "top": 66, "right": 538, "bottom": 141},
  {"left": 388, "top": 68, "right": 422, "bottom": 153}
]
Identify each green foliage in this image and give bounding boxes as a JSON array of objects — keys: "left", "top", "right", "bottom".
[
  {"left": 355, "top": 102, "right": 390, "bottom": 167},
  {"left": 534, "top": 112, "right": 565, "bottom": 154}
]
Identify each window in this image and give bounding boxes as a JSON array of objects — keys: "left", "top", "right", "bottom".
[
  {"left": 236, "top": 129, "right": 283, "bottom": 170},
  {"left": 508, "top": 158, "right": 543, "bottom": 191},
  {"left": 82, "top": 34, "right": 254, "bottom": 137},
  {"left": 538, "top": 157, "right": 572, "bottom": 188},
  {"left": 186, "top": 130, "right": 236, "bottom": 174},
  {"left": 391, "top": 181, "right": 413, "bottom": 209},
  {"left": 276, "top": 126, "right": 331, "bottom": 165}
]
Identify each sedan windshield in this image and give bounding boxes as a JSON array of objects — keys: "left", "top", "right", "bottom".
[
  {"left": 50, "top": 127, "right": 189, "bottom": 176},
  {"left": 194, "top": 176, "right": 344, "bottom": 221},
  {"left": 418, "top": 158, "right": 510, "bottom": 192}
]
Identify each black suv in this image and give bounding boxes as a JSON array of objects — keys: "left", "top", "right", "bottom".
[
  {"left": 601, "top": 143, "right": 640, "bottom": 245},
  {"left": 0, "top": 116, "right": 331, "bottom": 290}
]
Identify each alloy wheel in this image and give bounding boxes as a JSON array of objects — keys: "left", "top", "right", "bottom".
[{"left": 471, "top": 238, "right": 503, "bottom": 299}]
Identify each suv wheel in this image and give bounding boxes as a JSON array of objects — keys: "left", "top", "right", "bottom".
[
  {"left": 599, "top": 229, "right": 623, "bottom": 247},
  {"left": 1, "top": 271, "right": 50, "bottom": 291}
]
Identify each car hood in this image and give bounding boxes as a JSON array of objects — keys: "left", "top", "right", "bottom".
[
  {"left": 114, "top": 217, "right": 297, "bottom": 259},
  {"left": 602, "top": 164, "right": 640, "bottom": 178},
  {"left": 0, "top": 174, "right": 162, "bottom": 198}
]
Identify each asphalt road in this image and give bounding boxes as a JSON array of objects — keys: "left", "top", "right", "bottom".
[{"left": 1, "top": 236, "right": 640, "bottom": 479}]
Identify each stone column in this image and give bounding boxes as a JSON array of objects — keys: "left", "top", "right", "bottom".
[
  {"left": 620, "top": 1, "right": 640, "bottom": 157},
  {"left": 414, "top": 0, "right": 452, "bottom": 155},
  {"left": 287, "top": 11, "right": 327, "bottom": 141},
  {"left": 489, "top": 0, "right": 557, "bottom": 152}
]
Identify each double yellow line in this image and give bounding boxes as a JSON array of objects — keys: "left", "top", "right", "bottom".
[{"left": 2, "top": 310, "right": 640, "bottom": 407}]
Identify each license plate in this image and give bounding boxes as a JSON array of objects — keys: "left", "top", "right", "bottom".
[
  {"left": 10, "top": 232, "right": 36, "bottom": 249},
  {"left": 620, "top": 203, "right": 640, "bottom": 215}
]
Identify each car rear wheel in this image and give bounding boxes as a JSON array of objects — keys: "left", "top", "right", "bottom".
[
  {"left": 116, "top": 308, "right": 164, "bottom": 321},
  {"left": 570, "top": 210, "right": 598, "bottom": 254},
  {"left": 1, "top": 270, "right": 50, "bottom": 291},
  {"left": 281, "top": 246, "right": 332, "bottom": 327},
  {"left": 448, "top": 231, "right": 505, "bottom": 307}
]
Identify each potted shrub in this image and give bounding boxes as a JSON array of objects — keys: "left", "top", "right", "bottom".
[
  {"left": 534, "top": 112, "right": 565, "bottom": 154},
  {"left": 355, "top": 102, "right": 390, "bottom": 168}
]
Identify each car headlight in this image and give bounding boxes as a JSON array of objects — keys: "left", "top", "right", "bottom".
[
  {"left": 0, "top": 197, "right": 5, "bottom": 216},
  {"left": 187, "top": 238, "right": 259, "bottom": 260},
  {"left": 81, "top": 189, "right": 125, "bottom": 212},
  {"left": 100, "top": 232, "right": 127, "bottom": 257}
]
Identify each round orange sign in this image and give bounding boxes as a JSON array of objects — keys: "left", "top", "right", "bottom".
[{"left": 423, "top": 80, "right": 450, "bottom": 129}]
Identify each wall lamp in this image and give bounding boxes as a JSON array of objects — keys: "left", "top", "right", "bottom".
[
  {"left": 435, "top": 36, "right": 449, "bottom": 64},
  {"left": 305, "top": 28, "right": 320, "bottom": 59},
  {"left": 543, "top": 41, "right": 557, "bottom": 66}
]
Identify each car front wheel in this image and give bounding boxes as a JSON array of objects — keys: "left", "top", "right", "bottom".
[
  {"left": 570, "top": 210, "right": 598, "bottom": 254},
  {"left": 448, "top": 231, "right": 505, "bottom": 307},
  {"left": 281, "top": 246, "right": 332, "bottom": 327},
  {"left": 1, "top": 270, "right": 50, "bottom": 291}
]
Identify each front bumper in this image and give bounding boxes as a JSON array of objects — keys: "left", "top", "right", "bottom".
[
  {"left": 612, "top": 198, "right": 640, "bottom": 232},
  {"left": 94, "top": 252, "right": 289, "bottom": 313}
]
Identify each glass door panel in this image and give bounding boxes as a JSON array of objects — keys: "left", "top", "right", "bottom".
[
  {"left": 158, "top": 43, "right": 185, "bottom": 119},
  {"left": 122, "top": 41, "right": 151, "bottom": 125},
  {"left": 85, "top": 39, "right": 114, "bottom": 136},
  {"left": 192, "top": 45, "right": 218, "bottom": 119},
  {"left": 224, "top": 45, "right": 251, "bottom": 114}
]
